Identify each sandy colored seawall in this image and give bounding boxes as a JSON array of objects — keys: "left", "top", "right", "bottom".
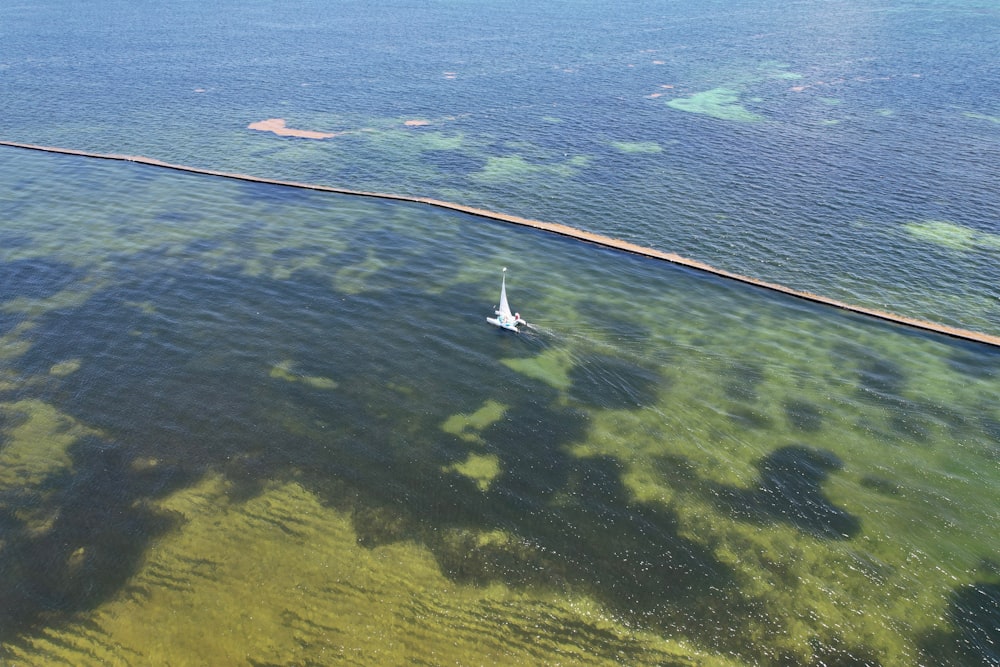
[{"left": 2, "top": 139, "right": 998, "bottom": 348}]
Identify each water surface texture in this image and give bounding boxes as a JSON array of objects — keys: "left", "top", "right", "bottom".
[
  {"left": 2, "top": 141, "right": 999, "bottom": 666},
  {"left": 2, "top": 0, "right": 998, "bottom": 334},
  {"left": 2, "top": 1, "right": 999, "bottom": 665}
]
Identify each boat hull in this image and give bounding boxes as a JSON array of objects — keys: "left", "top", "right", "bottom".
[{"left": 487, "top": 316, "right": 521, "bottom": 332}]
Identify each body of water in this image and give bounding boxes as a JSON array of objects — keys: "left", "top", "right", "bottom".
[{"left": 1, "top": 1, "right": 999, "bottom": 664}]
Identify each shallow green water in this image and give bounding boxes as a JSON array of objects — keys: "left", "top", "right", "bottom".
[{"left": 1, "top": 148, "right": 998, "bottom": 664}]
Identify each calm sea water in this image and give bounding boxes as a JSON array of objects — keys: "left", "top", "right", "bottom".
[
  {"left": 2, "top": 0, "right": 999, "bottom": 335},
  {"left": 1, "top": 1, "right": 999, "bottom": 665}
]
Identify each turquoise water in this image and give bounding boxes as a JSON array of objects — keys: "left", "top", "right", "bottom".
[{"left": 2, "top": 1, "right": 999, "bottom": 664}]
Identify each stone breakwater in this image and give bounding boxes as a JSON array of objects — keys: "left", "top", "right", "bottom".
[{"left": 3, "top": 139, "right": 998, "bottom": 348}]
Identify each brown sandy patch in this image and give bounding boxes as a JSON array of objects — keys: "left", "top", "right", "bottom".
[{"left": 247, "top": 118, "right": 336, "bottom": 140}]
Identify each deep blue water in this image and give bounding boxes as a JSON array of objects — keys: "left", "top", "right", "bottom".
[{"left": 1, "top": 1, "right": 999, "bottom": 664}]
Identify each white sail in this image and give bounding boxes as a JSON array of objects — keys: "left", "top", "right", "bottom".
[
  {"left": 487, "top": 267, "right": 524, "bottom": 331},
  {"left": 498, "top": 269, "right": 513, "bottom": 320}
]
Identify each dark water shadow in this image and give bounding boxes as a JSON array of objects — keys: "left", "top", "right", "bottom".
[
  {"left": 419, "top": 149, "right": 486, "bottom": 176},
  {"left": 235, "top": 178, "right": 329, "bottom": 208},
  {"left": 783, "top": 398, "right": 825, "bottom": 432},
  {"left": 575, "top": 296, "right": 653, "bottom": 348},
  {"left": 979, "top": 417, "right": 1000, "bottom": 463},
  {"left": 946, "top": 341, "right": 1000, "bottom": 381},
  {"left": 920, "top": 580, "right": 1000, "bottom": 666},
  {"left": 712, "top": 445, "right": 861, "bottom": 539},
  {"left": 724, "top": 360, "right": 765, "bottom": 403},
  {"left": 0, "top": 406, "right": 29, "bottom": 436},
  {"left": 0, "top": 435, "right": 189, "bottom": 644},
  {"left": 566, "top": 353, "right": 665, "bottom": 410},
  {"left": 0, "top": 258, "right": 83, "bottom": 302},
  {"left": 832, "top": 340, "right": 901, "bottom": 394},
  {"left": 0, "top": 234, "right": 33, "bottom": 250}
]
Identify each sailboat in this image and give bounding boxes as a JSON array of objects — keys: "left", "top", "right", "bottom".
[{"left": 486, "top": 267, "right": 527, "bottom": 332}]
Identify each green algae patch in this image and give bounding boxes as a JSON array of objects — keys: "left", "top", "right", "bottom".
[
  {"left": 476, "top": 155, "right": 542, "bottom": 181},
  {"left": 667, "top": 88, "right": 764, "bottom": 122},
  {"left": 611, "top": 141, "right": 663, "bottom": 154},
  {"left": 0, "top": 321, "right": 35, "bottom": 361},
  {"left": 964, "top": 111, "right": 1000, "bottom": 124},
  {"left": 441, "top": 399, "right": 508, "bottom": 443},
  {"left": 1, "top": 280, "right": 107, "bottom": 320},
  {"left": 269, "top": 360, "right": 338, "bottom": 390},
  {"left": 473, "top": 153, "right": 590, "bottom": 183},
  {"left": 125, "top": 300, "right": 158, "bottom": 315},
  {"left": 501, "top": 348, "right": 574, "bottom": 391},
  {"left": 271, "top": 253, "right": 325, "bottom": 281},
  {"left": 443, "top": 452, "right": 501, "bottom": 491},
  {"left": 0, "top": 370, "right": 20, "bottom": 393},
  {"left": 904, "top": 219, "right": 1000, "bottom": 252},
  {"left": 3, "top": 475, "right": 739, "bottom": 666},
  {"left": 269, "top": 359, "right": 299, "bottom": 382},
  {"left": 332, "top": 249, "right": 389, "bottom": 294},
  {"left": 301, "top": 375, "right": 337, "bottom": 390},
  {"left": 759, "top": 61, "right": 801, "bottom": 80},
  {"left": 49, "top": 358, "right": 82, "bottom": 377},
  {"left": 555, "top": 302, "right": 1000, "bottom": 666},
  {"left": 0, "top": 399, "right": 96, "bottom": 488}
]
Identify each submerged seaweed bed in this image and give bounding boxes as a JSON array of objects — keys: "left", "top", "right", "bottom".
[{"left": 1, "top": 148, "right": 998, "bottom": 665}]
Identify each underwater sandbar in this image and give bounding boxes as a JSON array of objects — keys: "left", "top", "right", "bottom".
[{"left": 248, "top": 118, "right": 336, "bottom": 139}]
